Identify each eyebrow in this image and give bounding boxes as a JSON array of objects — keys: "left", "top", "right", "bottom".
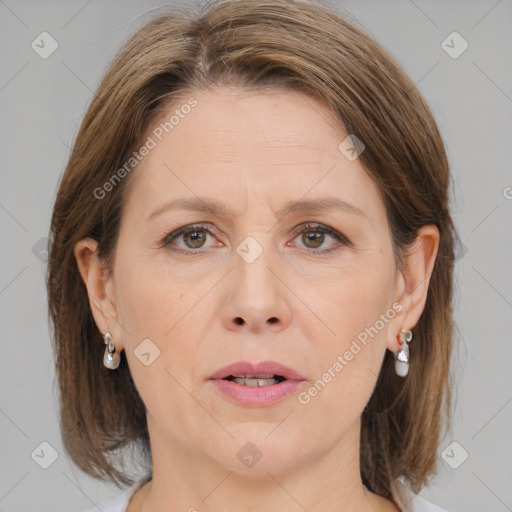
[{"left": 148, "top": 196, "right": 369, "bottom": 222}]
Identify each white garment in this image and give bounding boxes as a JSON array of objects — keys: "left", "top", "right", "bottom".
[{"left": 84, "top": 475, "right": 451, "bottom": 512}]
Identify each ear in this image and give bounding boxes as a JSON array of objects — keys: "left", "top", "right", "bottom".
[
  {"left": 387, "top": 225, "right": 440, "bottom": 351},
  {"left": 74, "top": 237, "right": 125, "bottom": 352}
]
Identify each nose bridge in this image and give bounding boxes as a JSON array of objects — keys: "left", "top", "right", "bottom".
[
  {"left": 234, "top": 232, "right": 278, "bottom": 297},
  {"left": 223, "top": 230, "right": 291, "bottom": 332}
]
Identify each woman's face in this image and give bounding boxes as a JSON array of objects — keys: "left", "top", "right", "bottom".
[{"left": 106, "top": 86, "right": 406, "bottom": 473}]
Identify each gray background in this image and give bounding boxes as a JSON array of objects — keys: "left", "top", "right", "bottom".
[{"left": 1, "top": 0, "right": 511, "bottom": 511}]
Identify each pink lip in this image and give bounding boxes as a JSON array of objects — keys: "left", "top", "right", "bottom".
[{"left": 207, "top": 360, "right": 307, "bottom": 407}]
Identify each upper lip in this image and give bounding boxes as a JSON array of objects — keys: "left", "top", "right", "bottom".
[{"left": 208, "top": 361, "right": 305, "bottom": 381}]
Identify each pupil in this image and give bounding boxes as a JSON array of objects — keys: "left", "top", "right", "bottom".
[
  {"left": 303, "top": 231, "right": 324, "bottom": 249},
  {"left": 184, "top": 230, "right": 206, "bottom": 248}
]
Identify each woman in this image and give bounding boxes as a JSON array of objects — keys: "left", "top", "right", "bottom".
[{"left": 47, "top": 0, "right": 458, "bottom": 510}]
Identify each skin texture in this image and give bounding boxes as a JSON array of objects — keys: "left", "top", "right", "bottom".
[{"left": 75, "top": 86, "right": 439, "bottom": 512}]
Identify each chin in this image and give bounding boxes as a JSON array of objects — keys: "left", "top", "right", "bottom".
[{"left": 214, "top": 426, "right": 308, "bottom": 475}]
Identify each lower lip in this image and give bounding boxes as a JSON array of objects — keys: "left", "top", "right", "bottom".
[{"left": 209, "top": 379, "right": 307, "bottom": 407}]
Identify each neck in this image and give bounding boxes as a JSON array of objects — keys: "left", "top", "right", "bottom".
[{"left": 132, "top": 414, "right": 393, "bottom": 512}]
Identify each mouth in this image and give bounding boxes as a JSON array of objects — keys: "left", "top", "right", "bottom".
[
  {"left": 208, "top": 361, "right": 307, "bottom": 407},
  {"left": 223, "top": 374, "right": 288, "bottom": 386},
  {"left": 208, "top": 360, "right": 305, "bottom": 382}
]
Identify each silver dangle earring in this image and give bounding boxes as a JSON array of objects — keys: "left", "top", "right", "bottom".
[
  {"left": 394, "top": 328, "right": 412, "bottom": 377},
  {"left": 103, "top": 331, "right": 121, "bottom": 370}
]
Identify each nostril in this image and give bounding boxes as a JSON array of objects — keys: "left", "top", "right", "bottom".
[
  {"left": 235, "top": 317, "right": 244, "bottom": 325},
  {"left": 268, "top": 317, "right": 278, "bottom": 324}
]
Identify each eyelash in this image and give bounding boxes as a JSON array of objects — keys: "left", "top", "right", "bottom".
[{"left": 158, "top": 223, "right": 349, "bottom": 256}]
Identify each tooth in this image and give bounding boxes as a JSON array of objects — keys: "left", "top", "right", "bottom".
[
  {"left": 233, "top": 377, "right": 279, "bottom": 386},
  {"left": 229, "top": 374, "right": 276, "bottom": 379}
]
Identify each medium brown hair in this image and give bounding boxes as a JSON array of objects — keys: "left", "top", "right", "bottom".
[{"left": 47, "top": 0, "right": 457, "bottom": 500}]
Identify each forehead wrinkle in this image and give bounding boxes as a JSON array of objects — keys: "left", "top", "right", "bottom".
[
  {"left": 147, "top": 195, "right": 369, "bottom": 226},
  {"left": 180, "top": 143, "right": 335, "bottom": 167}
]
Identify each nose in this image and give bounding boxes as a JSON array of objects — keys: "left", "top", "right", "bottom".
[{"left": 221, "top": 241, "right": 292, "bottom": 334}]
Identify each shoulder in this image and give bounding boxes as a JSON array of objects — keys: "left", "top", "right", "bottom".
[
  {"left": 82, "top": 476, "right": 150, "bottom": 512},
  {"left": 391, "top": 477, "right": 454, "bottom": 512}
]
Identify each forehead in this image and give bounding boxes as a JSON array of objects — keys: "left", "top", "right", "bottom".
[
  {"left": 123, "top": 86, "right": 385, "bottom": 223},
  {"left": 167, "top": 86, "right": 345, "bottom": 159}
]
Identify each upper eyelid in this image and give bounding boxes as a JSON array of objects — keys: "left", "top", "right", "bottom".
[{"left": 168, "top": 222, "right": 338, "bottom": 237}]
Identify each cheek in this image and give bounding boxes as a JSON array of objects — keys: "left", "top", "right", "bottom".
[
  {"left": 112, "top": 261, "right": 194, "bottom": 383},
  {"left": 113, "top": 269, "right": 208, "bottom": 442},
  {"left": 309, "top": 252, "right": 395, "bottom": 346},
  {"left": 300, "top": 259, "right": 395, "bottom": 412},
  {"left": 114, "top": 253, "right": 190, "bottom": 339}
]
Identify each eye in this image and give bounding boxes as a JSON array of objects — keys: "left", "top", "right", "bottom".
[
  {"left": 290, "top": 223, "right": 349, "bottom": 254},
  {"left": 159, "top": 222, "right": 349, "bottom": 256},
  {"left": 159, "top": 223, "right": 221, "bottom": 255}
]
